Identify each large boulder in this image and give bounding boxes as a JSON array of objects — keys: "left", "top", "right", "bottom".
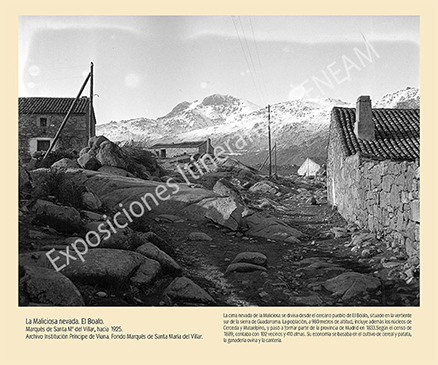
[
  {"left": 34, "top": 199, "right": 82, "bottom": 233},
  {"left": 19, "top": 266, "right": 85, "bottom": 306},
  {"left": 163, "top": 277, "right": 216, "bottom": 305},
  {"left": 58, "top": 169, "right": 277, "bottom": 234},
  {"left": 79, "top": 147, "right": 91, "bottom": 157},
  {"left": 77, "top": 223, "right": 139, "bottom": 251},
  {"left": 231, "top": 252, "right": 268, "bottom": 267},
  {"left": 51, "top": 158, "right": 80, "bottom": 171},
  {"left": 81, "top": 189, "right": 102, "bottom": 211},
  {"left": 96, "top": 141, "right": 127, "bottom": 169},
  {"left": 136, "top": 241, "right": 182, "bottom": 275},
  {"left": 19, "top": 164, "right": 32, "bottom": 193},
  {"left": 213, "top": 178, "right": 242, "bottom": 202},
  {"left": 29, "top": 168, "right": 51, "bottom": 186},
  {"left": 323, "top": 272, "right": 381, "bottom": 301},
  {"left": 243, "top": 213, "right": 303, "bottom": 242},
  {"left": 20, "top": 251, "right": 55, "bottom": 270},
  {"left": 139, "top": 232, "right": 175, "bottom": 256},
  {"left": 62, "top": 169, "right": 219, "bottom": 218},
  {"left": 20, "top": 249, "right": 161, "bottom": 289},
  {"left": 98, "top": 166, "right": 133, "bottom": 177},
  {"left": 62, "top": 249, "right": 160, "bottom": 287},
  {"left": 130, "top": 260, "right": 162, "bottom": 289},
  {"left": 88, "top": 135, "right": 109, "bottom": 149},
  {"left": 77, "top": 153, "right": 102, "bottom": 171},
  {"left": 203, "top": 196, "right": 245, "bottom": 231},
  {"left": 249, "top": 181, "right": 279, "bottom": 195}
]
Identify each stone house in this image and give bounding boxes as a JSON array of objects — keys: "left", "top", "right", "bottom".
[
  {"left": 297, "top": 157, "right": 326, "bottom": 177},
  {"left": 18, "top": 96, "right": 96, "bottom": 162},
  {"left": 149, "top": 139, "right": 214, "bottom": 158},
  {"left": 327, "top": 96, "right": 419, "bottom": 259}
]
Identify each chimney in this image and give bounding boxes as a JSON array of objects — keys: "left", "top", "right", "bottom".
[{"left": 354, "top": 95, "right": 374, "bottom": 140}]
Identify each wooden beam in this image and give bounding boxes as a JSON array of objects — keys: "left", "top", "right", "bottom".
[
  {"left": 42, "top": 72, "right": 91, "bottom": 161},
  {"left": 89, "top": 62, "right": 94, "bottom": 138}
]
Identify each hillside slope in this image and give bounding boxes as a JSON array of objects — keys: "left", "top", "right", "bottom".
[{"left": 97, "top": 87, "right": 419, "bottom": 167}]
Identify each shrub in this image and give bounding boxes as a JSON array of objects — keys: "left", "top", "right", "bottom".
[
  {"left": 32, "top": 149, "right": 79, "bottom": 169},
  {"left": 33, "top": 169, "right": 86, "bottom": 209},
  {"left": 118, "top": 141, "right": 166, "bottom": 178}
]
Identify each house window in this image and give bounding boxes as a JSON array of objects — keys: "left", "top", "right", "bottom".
[
  {"left": 37, "top": 140, "right": 51, "bottom": 151},
  {"left": 39, "top": 117, "right": 48, "bottom": 127}
]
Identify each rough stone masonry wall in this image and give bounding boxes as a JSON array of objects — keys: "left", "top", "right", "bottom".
[
  {"left": 328, "top": 153, "right": 361, "bottom": 220},
  {"left": 19, "top": 112, "right": 90, "bottom": 162},
  {"left": 327, "top": 123, "right": 419, "bottom": 259},
  {"left": 357, "top": 158, "right": 420, "bottom": 259},
  {"left": 327, "top": 119, "right": 361, "bottom": 216}
]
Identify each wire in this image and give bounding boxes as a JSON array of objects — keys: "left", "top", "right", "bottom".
[
  {"left": 237, "top": 16, "right": 265, "bottom": 105},
  {"left": 232, "top": 16, "right": 264, "bottom": 106},
  {"left": 249, "top": 16, "right": 269, "bottom": 103}
]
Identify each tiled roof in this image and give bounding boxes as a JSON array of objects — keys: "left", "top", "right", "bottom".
[
  {"left": 331, "top": 107, "right": 419, "bottom": 161},
  {"left": 149, "top": 141, "right": 206, "bottom": 149},
  {"left": 18, "top": 97, "right": 89, "bottom": 115}
]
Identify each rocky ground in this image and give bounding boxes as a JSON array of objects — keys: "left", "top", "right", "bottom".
[{"left": 18, "top": 136, "right": 419, "bottom": 307}]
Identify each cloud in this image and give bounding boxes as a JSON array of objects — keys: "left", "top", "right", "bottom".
[{"left": 200, "top": 82, "right": 208, "bottom": 89}]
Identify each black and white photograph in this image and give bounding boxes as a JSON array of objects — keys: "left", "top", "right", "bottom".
[{"left": 18, "top": 15, "right": 420, "bottom": 307}]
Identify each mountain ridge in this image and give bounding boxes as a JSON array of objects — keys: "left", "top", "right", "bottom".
[{"left": 96, "top": 87, "right": 419, "bottom": 166}]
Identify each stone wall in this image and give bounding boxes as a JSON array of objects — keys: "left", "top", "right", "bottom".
[
  {"left": 19, "top": 111, "right": 92, "bottom": 162},
  {"left": 327, "top": 123, "right": 420, "bottom": 259},
  {"left": 357, "top": 158, "right": 419, "bottom": 259},
  {"left": 152, "top": 147, "right": 200, "bottom": 158}
]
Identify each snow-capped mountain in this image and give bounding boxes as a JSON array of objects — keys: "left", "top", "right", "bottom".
[
  {"left": 374, "top": 87, "right": 420, "bottom": 109},
  {"left": 97, "top": 94, "right": 260, "bottom": 143},
  {"left": 96, "top": 88, "right": 419, "bottom": 166}
]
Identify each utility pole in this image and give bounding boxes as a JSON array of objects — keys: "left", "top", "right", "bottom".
[
  {"left": 89, "top": 62, "right": 94, "bottom": 138},
  {"left": 43, "top": 71, "right": 91, "bottom": 161},
  {"left": 268, "top": 104, "right": 272, "bottom": 178},
  {"left": 274, "top": 143, "right": 277, "bottom": 177}
]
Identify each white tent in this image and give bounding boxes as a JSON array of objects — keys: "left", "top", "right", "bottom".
[{"left": 297, "top": 158, "right": 325, "bottom": 177}]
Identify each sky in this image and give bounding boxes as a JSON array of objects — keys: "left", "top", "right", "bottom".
[{"left": 18, "top": 16, "right": 419, "bottom": 124}]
